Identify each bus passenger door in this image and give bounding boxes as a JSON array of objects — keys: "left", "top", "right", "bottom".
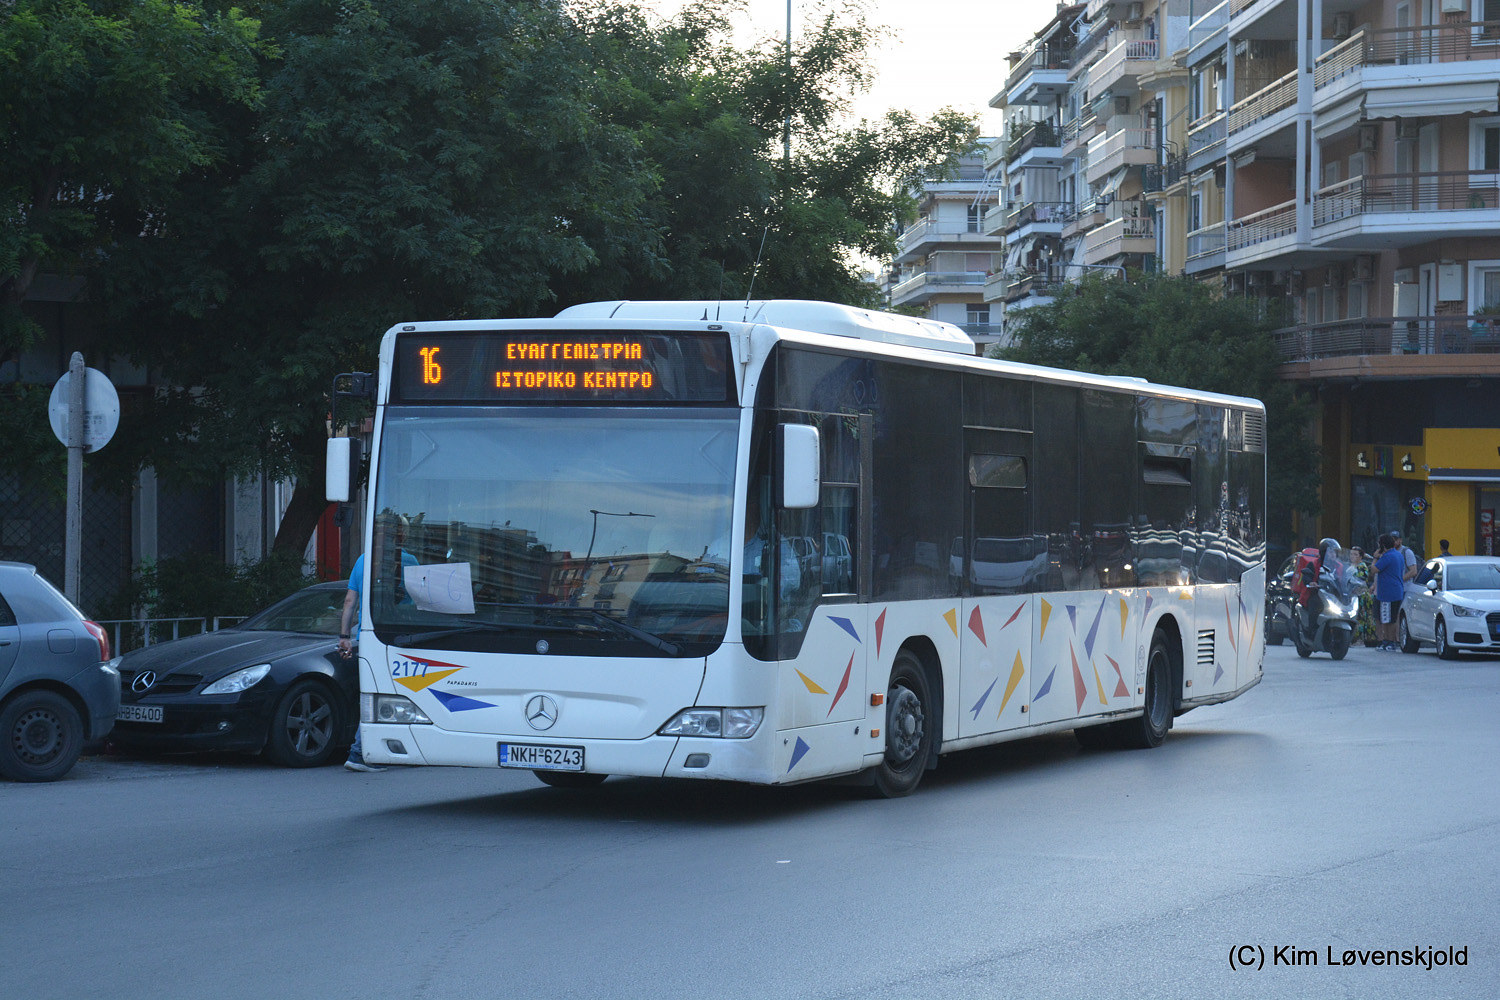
[{"left": 957, "top": 429, "right": 1036, "bottom": 739}]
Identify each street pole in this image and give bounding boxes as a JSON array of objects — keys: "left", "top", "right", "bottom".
[
  {"left": 65, "top": 351, "right": 85, "bottom": 603},
  {"left": 783, "top": 0, "right": 791, "bottom": 166}
]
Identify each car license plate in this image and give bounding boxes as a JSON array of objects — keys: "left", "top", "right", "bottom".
[
  {"left": 117, "top": 704, "right": 164, "bottom": 724},
  {"left": 499, "top": 743, "right": 584, "bottom": 771}
]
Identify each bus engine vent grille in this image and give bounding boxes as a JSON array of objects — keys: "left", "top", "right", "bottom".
[
  {"left": 1196, "top": 629, "right": 1216, "bottom": 667},
  {"left": 1241, "top": 411, "right": 1266, "bottom": 452}
]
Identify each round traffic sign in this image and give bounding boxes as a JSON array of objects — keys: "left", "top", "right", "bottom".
[{"left": 48, "top": 367, "right": 121, "bottom": 453}]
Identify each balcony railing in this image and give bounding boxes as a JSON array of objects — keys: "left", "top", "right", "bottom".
[
  {"left": 1187, "top": 111, "right": 1227, "bottom": 155},
  {"left": 1084, "top": 214, "right": 1155, "bottom": 262},
  {"left": 1005, "top": 201, "right": 1071, "bottom": 232},
  {"left": 899, "top": 217, "right": 989, "bottom": 247},
  {"left": 1000, "top": 268, "right": 1066, "bottom": 301},
  {"left": 983, "top": 204, "right": 1008, "bottom": 234},
  {"left": 1313, "top": 171, "right": 1500, "bottom": 225},
  {"left": 1186, "top": 221, "right": 1227, "bottom": 259},
  {"left": 1008, "top": 121, "right": 1062, "bottom": 161},
  {"left": 1227, "top": 199, "right": 1296, "bottom": 250},
  {"left": 1143, "top": 154, "right": 1188, "bottom": 193},
  {"left": 1229, "top": 0, "right": 1258, "bottom": 16},
  {"left": 891, "top": 270, "right": 989, "bottom": 300},
  {"left": 1315, "top": 22, "right": 1500, "bottom": 88},
  {"left": 1227, "top": 70, "right": 1297, "bottom": 135},
  {"left": 1088, "top": 37, "right": 1159, "bottom": 95},
  {"left": 1005, "top": 41, "right": 1074, "bottom": 94},
  {"left": 1273, "top": 315, "right": 1500, "bottom": 361}
]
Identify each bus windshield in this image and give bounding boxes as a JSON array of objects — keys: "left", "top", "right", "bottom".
[{"left": 368, "top": 406, "right": 739, "bottom": 656}]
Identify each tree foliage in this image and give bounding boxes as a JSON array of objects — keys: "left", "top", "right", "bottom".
[
  {"left": 0, "top": 0, "right": 265, "bottom": 368},
  {"left": 92, "top": 0, "right": 976, "bottom": 554},
  {"left": 998, "top": 272, "right": 1320, "bottom": 546}
]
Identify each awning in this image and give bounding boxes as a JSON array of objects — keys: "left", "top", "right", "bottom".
[
  {"left": 1003, "top": 236, "right": 1035, "bottom": 272},
  {"left": 1427, "top": 467, "right": 1500, "bottom": 483},
  {"left": 1363, "top": 81, "right": 1499, "bottom": 121},
  {"left": 1097, "top": 169, "right": 1127, "bottom": 200},
  {"left": 1314, "top": 94, "right": 1364, "bottom": 138}
]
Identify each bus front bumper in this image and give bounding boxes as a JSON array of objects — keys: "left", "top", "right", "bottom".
[{"left": 358, "top": 722, "right": 778, "bottom": 783}]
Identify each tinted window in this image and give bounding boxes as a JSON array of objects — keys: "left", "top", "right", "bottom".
[
  {"left": 963, "top": 373, "right": 1032, "bottom": 430},
  {"left": 1080, "top": 389, "right": 1136, "bottom": 589},
  {"left": 1033, "top": 383, "right": 1080, "bottom": 591},
  {"left": 1195, "top": 405, "right": 1229, "bottom": 583},
  {"left": 871, "top": 363, "right": 961, "bottom": 600},
  {"left": 243, "top": 588, "right": 346, "bottom": 635}
]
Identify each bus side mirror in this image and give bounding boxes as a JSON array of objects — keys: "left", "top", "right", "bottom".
[
  {"left": 780, "top": 424, "right": 820, "bottom": 509},
  {"left": 326, "top": 438, "right": 362, "bottom": 503}
]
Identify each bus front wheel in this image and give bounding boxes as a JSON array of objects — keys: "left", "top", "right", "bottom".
[{"left": 870, "top": 650, "right": 935, "bottom": 798}]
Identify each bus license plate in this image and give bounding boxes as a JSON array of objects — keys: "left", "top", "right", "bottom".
[
  {"left": 117, "top": 704, "right": 164, "bottom": 723},
  {"left": 499, "top": 743, "right": 584, "bottom": 771}
]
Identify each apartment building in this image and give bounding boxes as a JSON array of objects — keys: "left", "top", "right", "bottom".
[
  {"left": 889, "top": 148, "right": 1006, "bottom": 350},
  {"left": 979, "top": 0, "right": 1500, "bottom": 556}
]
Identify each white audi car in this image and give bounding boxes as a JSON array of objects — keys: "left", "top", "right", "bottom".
[{"left": 1398, "top": 556, "right": 1500, "bottom": 658}]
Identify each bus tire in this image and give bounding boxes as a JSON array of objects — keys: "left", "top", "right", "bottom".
[
  {"left": 1115, "top": 631, "right": 1171, "bottom": 750},
  {"left": 534, "top": 770, "right": 608, "bottom": 789},
  {"left": 870, "top": 649, "right": 934, "bottom": 798}
]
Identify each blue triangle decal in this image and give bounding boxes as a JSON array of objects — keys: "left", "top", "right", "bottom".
[
  {"left": 1213, "top": 662, "right": 1224, "bottom": 684},
  {"left": 430, "top": 690, "right": 494, "bottom": 712},
  {"left": 828, "top": 616, "right": 860, "bottom": 642},
  {"left": 970, "top": 677, "right": 998, "bottom": 720},
  {"left": 1034, "top": 666, "right": 1056, "bottom": 701},
  {"left": 788, "top": 737, "right": 811, "bottom": 772},
  {"left": 1084, "top": 596, "right": 1107, "bottom": 658}
]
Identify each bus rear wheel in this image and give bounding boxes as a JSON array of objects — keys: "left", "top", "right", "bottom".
[
  {"left": 1115, "top": 631, "right": 1172, "bottom": 750},
  {"left": 870, "top": 650, "right": 934, "bottom": 798}
]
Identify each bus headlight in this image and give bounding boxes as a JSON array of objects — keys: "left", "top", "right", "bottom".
[
  {"left": 363, "top": 693, "right": 433, "bottom": 725},
  {"left": 659, "top": 707, "right": 764, "bottom": 739}
]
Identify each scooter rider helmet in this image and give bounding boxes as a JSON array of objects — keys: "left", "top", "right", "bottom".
[{"left": 1318, "top": 537, "right": 1341, "bottom": 563}]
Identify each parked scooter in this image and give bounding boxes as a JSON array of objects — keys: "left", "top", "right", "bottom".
[{"left": 1283, "top": 551, "right": 1361, "bottom": 660}]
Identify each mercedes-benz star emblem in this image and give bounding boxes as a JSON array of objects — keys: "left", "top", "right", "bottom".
[
  {"left": 524, "top": 694, "right": 559, "bottom": 731},
  {"left": 131, "top": 671, "right": 157, "bottom": 694}
]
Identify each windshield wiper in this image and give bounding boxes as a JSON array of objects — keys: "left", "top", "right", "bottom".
[
  {"left": 492, "top": 603, "right": 681, "bottom": 656},
  {"left": 388, "top": 621, "right": 569, "bottom": 647}
]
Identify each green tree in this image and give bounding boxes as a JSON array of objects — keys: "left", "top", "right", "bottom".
[
  {"left": 998, "top": 272, "right": 1320, "bottom": 546},
  {"left": 0, "top": 0, "right": 264, "bottom": 369},
  {"left": 101, "top": 0, "right": 978, "bottom": 557}
]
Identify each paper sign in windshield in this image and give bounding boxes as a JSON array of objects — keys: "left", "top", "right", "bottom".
[{"left": 403, "top": 563, "right": 476, "bottom": 615}]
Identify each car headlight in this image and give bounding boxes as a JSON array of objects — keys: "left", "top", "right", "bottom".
[
  {"left": 659, "top": 707, "right": 764, "bottom": 739},
  {"left": 1450, "top": 604, "right": 1485, "bottom": 618},
  {"left": 364, "top": 693, "right": 433, "bottom": 725},
  {"left": 202, "top": 664, "right": 271, "bottom": 695}
]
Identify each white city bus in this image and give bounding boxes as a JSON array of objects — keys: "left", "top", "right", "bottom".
[{"left": 330, "top": 300, "right": 1266, "bottom": 796}]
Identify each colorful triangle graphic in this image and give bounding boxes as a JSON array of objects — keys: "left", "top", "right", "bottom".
[
  {"left": 829, "top": 616, "right": 860, "bottom": 642},
  {"left": 968, "top": 606, "right": 987, "bottom": 646},
  {"left": 943, "top": 608, "right": 959, "bottom": 637},
  {"left": 429, "top": 690, "right": 493, "bottom": 712},
  {"left": 1035, "top": 666, "right": 1056, "bottom": 701},
  {"left": 796, "top": 669, "right": 827, "bottom": 695},
  {"left": 999, "top": 652, "right": 1026, "bottom": 717},
  {"left": 395, "top": 668, "right": 462, "bottom": 692},
  {"left": 875, "top": 608, "right": 887, "bottom": 657},
  {"left": 1071, "top": 644, "right": 1087, "bottom": 713},
  {"left": 1040, "top": 599, "right": 1053, "bottom": 639},
  {"left": 827, "top": 653, "right": 854, "bottom": 716},
  {"left": 971, "top": 676, "right": 998, "bottom": 719},
  {"left": 788, "top": 737, "right": 811, "bottom": 772}
]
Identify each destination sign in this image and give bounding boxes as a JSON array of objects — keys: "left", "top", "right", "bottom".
[{"left": 392, "top": 331, "right": 733, "bottom": 404}]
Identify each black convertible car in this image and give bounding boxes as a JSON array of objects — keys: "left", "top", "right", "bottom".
[{"left": 110, "top": 581, "right": 357, "bottom": 766}]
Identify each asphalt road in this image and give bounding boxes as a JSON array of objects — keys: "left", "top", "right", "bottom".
[{"left": 4, "top": 640, "right": 1497, "bottom": 1000}]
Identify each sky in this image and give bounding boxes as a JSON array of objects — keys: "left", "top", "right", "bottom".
[{"left": 641, "top": 0, "right": 1068, "bottom": 136}]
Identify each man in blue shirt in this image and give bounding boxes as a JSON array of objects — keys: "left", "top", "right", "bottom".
[{"left": 1372, "top": 534, "right": 1406, "bottom": 651}]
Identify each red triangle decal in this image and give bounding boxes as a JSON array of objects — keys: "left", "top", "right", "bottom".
[
  {"left": 968, "top": 606, "right": 987, "bottom": 646},
  {"left": 875, "top": 608, "right": 887, "bottom": 658},
  {"left": 828, "top": 653, "right": 854, "bottom": 716}
]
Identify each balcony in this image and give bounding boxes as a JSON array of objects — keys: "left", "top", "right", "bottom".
[
  {"left": 894, "top": 218, "right": 996, "bottom": 264},
  {"left": 1064, "top": 199, "right": 1105, "bottom": 239},
  {"left": 1005, "top": 40, "right": 1074, "bottom": 106},
  {"left": 1005, "top": 200, "right": 1071, "bottom": 237},
  {"left": 1060, "top": 113, "right": 1101, "bottom": 156},
  {"left": 1186, "top": 111, "right": 1226, "bottom": 173},
  {"left": 890, "top": 270, "right": 989, "bottom": 305},
  {"left": 1085, "top": 128, "right": 1156, "bottom": 184},
  {"left": 997, "top": 267, "right": 1066, "bottom": 303},
  {"left": 983, "top": 135, "right": 1007, "bottom": 172},
  {"left": 1315, "top": 22, "right": 1500, "bottom": 90},
  {"left": 1082, "top": 213, "right": 1155, "bottom": 264},
  {"left": 1087, "top": 37, "right": 1159, "bottom": 97},
  {"left": 1184, "top": 221, "right": 1227, "bottom": 273},
  {"left": 1142, "top": 154, "right": 1188, "bottom": 194},
  {"left": 1188, "top": 1, "right": 1229, "bottom": 62},
  {"left": 1227, "top": 70, "right": 1296, "bottom": 137},
  {"left": 1226, "top": 199, "right": 1296, "bottom": 253},
  {"left": 983, "top": 204, "right": 1008, "bottom": 236},
  {"left": 1007, "top": 121, "right": 1064, "bottom": 166},
  {"left": 1312, "top": 171, "right": 1500, "bottom": 248},
  {"left": 1273, "top": 315, "right": 1500, "bottom": 379}
]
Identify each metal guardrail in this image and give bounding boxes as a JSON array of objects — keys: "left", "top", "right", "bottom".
[
  {"left": 1227, "top": 198, "right": 1296, "bottom": 250},
  {"left": 99, "top": 616, "right": 249, "bottom": 655},
  {"left": 1313, "top": 170, "right": 1500, "bottom": 224},
  {"left": 1227, "top": 70, "right": 1296, "bottom": 135},
  {"left": 1315, "top": 21, "right": 1500, "bottom": 87},
  {"left": 1273, "top": 316, "right": 1500, "bottom": 361}
]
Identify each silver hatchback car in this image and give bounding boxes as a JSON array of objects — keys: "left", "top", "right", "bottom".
[{"left": 0, "top": 562, "right": 120, "bottom": 781}]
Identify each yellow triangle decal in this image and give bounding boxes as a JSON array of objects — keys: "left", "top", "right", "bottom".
[
  {"left": 1119, "top": 597, "right": 1129, "bottom": 636},
  {"left": 999, "top": 652, "right": 1026, "bottom": 717},
  {"left": 1040, "top": 599, "right": 1053, "bottom": 639},
  {"left": 943, "top": 608, "right": 958, "bottom": 637},
  {"left": 1093, "top": 662, "right": 1108, "bottom": 705},
  {"left": 796, "top": 668, "right": 828, "bottom": 695},
  {"left": 395, "top": 668, "right": 462, "bottom": 692}
]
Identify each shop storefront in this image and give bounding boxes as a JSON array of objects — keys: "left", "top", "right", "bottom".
[{"left": 1351, "top": 429, "right": 1500, "bottom": 558}]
